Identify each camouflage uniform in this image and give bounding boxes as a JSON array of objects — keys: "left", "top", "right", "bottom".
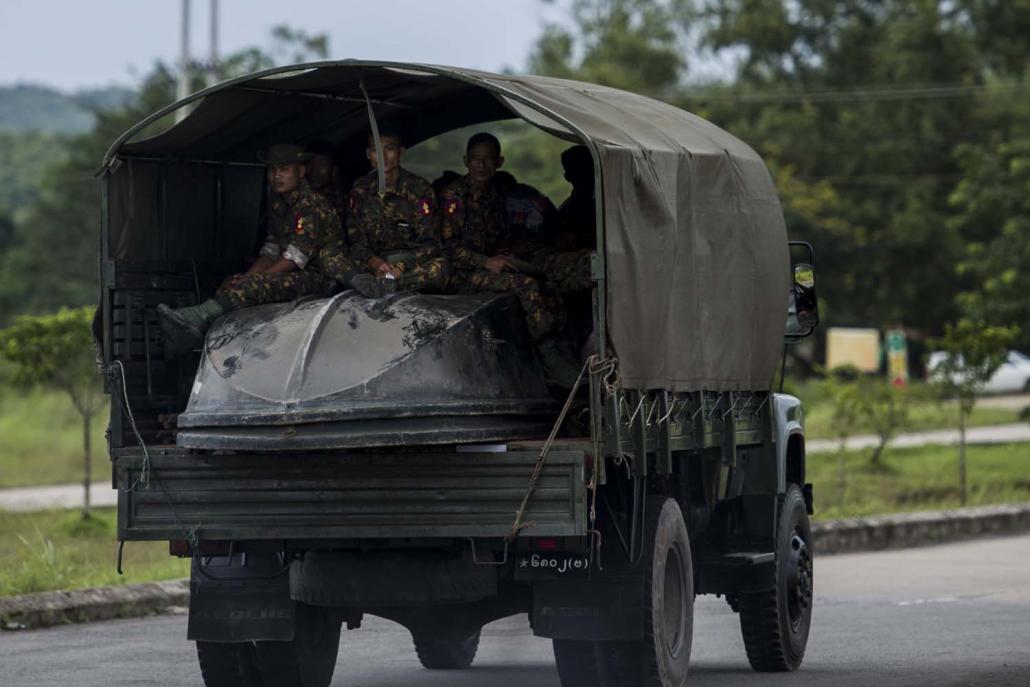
[
  {"left": 216, "top": 180, "right": 343, "bottom": 309},
  {"left": 556, "top": 187, "right": 597, "bottom": 251},
  {"left": 534, "top": 185, "right": 594, "bottom": 294},
  {"left": 318, "top": 185, "right": 349, "bottom": 231},
  {"left": 500, "top": 177, "right": 559, "bottom": 262},
  {"left": 439, "top": 175, "right": 560, "bottom": 342},
  {"left": 540, "top": 249, "right": 593, "bottom": 293},
  {"left": 346, "top": 168, "right": 449, "bottom": 291}
]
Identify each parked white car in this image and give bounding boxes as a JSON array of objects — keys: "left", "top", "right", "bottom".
[{"left": 927, "top": 350, "right": 1030, "bottom": 394}]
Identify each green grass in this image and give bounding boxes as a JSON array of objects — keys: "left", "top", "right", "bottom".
[
  {"left": 0, "top": 387, "right": 110, "bottom": 488},
  {"left": 809, "top": 442, "right": 1030, "bottom": 521},
  {"left": 794, "top": 379, "right": 1024, "bottom": 440},
  {"left": 803, "top": 399, "right": 1019, "bottom": 440},
  {"left": 0, "top": 507, "right": 189, "bottom": 597}
]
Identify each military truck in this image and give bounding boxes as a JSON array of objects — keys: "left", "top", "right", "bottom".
[{"left": 99, "top": 61, "right": 819, "bottom": 687}]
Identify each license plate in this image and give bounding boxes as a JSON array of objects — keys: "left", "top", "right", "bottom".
[{"left": 515, "top": 553, "right": 591, "bottom": 580}]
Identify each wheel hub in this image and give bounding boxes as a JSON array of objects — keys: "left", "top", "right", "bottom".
[
  {"left": 662, "top": 546, "right": 687, "bottom": 657},
  {"left": 785, "top": 528, "right": 812, "bottom": 631}
]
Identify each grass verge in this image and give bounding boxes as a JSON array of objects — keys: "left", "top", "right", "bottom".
[
  {"left": 803, "top": 399, "right": 1019, "bottom": 440},
  {"left": 0, "top": 388, "right": 110, "bottom": 488},
  {"left": 0, "top": 507, "right": 188, "bottom": 597},
  {"left": 810, "top": 442, "right": 1030, "bottom": 521}
]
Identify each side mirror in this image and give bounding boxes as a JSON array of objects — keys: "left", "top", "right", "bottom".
[
  {"left": 786, "top": 243, "right": 819, "bottom": 342},
  {"left": 793, "top": 263, "right": 818, "bottom": 329}
]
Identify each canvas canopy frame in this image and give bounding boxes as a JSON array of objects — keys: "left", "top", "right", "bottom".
[{"left": 102, "top": 60, "right": 789, "bottom": 393}]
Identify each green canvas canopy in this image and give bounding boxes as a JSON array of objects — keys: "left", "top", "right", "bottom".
[{"left": 103, "top": 60, "right": 789, "bottom": 392}]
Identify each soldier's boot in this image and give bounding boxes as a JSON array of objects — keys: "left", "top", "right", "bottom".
[
  {"left": 536, "top": 337, "right": 584, "bottom": 389},
  {"left": 393, "top": 271, "right": 421, "bottom": 292},
  {"left": 157, "top": 299, "right": 225, "bottom": 353},
  {"left": 347, "top": 273, "right": 395, "bottom": 299}
]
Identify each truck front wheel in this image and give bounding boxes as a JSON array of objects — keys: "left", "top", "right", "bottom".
[
  {"left": 738, "top": 483, "right": 813, "bottom": 671},
  {"left": 413, "top": 629, "right": 481, "bottom": 669}
]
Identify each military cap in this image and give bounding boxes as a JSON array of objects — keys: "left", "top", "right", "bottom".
[{"left": 260, "top": 143, "right": 310, "bottom": 166}]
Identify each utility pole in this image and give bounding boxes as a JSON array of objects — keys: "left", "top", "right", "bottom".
[
  {"left": 176, "top": 0, "right": 191, "bottom": 122},
  {"left": 208, "top": 0, "right": 219, "bottom": 88}
]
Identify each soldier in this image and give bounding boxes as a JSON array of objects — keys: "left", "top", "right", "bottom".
[
  {"left": 556, "top": 144, "right": 596, "bottom": 251},
  {"left": 493, "top": 170, "right": 558, "bottom": 264},
  {"left": 344, "top": 130, "right": 449, "bottom": 292},
  {"left": 524, "top": 144, "right": 595, "bottom": 295},
  {"left": 157, "top": 143, "right": 375, "bottom": 351},
  {"left": 305, "top": 140, "right": 348, "bottom": 223},
  {"left": 439, "top": 132, "right": 581, "bottom": 387}
]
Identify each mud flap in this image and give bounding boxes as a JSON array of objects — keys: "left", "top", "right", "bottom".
[
  {"left": 531, "top": 578, "right": 644, "bottom": 641},
  {"left": 187, "top": 551, "right": 295, "bottom": 642}
]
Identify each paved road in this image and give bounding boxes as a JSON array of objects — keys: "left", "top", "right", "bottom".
[
  {"left": 806, "top": 421, "right": 1030, "bottom": 453},
  {"left": 979, "top": 393, "right": 1030, "bottom": 411},
  {"left": 0, "top": 483, "right": 116, "bottom": 512},
  {"left": 3, "top": 535, "right": 1029, "bottom": 686}
]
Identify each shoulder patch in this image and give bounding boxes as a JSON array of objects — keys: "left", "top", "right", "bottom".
[
  {"left": 420, "top": 194, "right": 434, "bottom": 217},
  {"left": 445, "top": 196, "right": 462, "bottom": 215},
  {"left": 294, "top": 212, "right": 305, "bottom": 234}
]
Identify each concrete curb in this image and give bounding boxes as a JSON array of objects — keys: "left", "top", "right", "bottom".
[
  {"left": 0, "top": 579, "right": 188, "bottom": 631},
  {"left": 3, "top": 503, "right": 1029, "bottom": 631},
  {"left": 812, "top": 502, "right": 1030, "bottom": 555}
]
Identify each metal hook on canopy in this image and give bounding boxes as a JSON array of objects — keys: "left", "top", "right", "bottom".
[{"left": 358, "top": 74, "right": 386, "bottom": 197}]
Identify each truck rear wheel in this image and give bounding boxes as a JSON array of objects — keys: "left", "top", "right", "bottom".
[
  {"left": 413, "top": 629, "right": 481, "bottom": 669},
  {"left": 603, "top": 496, "right": 694, "bottom": 687},
  {"left": 553, "top": 639, "right": 609, "bottom": 687},
  {"left": 248, "top": 603, "right": 341, "bottom": 687},
  {"left": 196, "top": 641, "right": 254, "bottom": 687},
  {"left": 738, "top": 483, "right": 813, "bottom": 671}
]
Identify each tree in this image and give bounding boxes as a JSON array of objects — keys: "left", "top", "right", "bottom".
[
  {"left": 0, "top": 26, "right": 331, "bottom": 327},
  {"left": 531, "top": 0, "right": 687, "bottom": 98},
  {"left": 949, "top": 140, "right": 1030, "bottom": 351},
  {"left": 689, "top": 0, "right": 995, "bottom": 335},
  {"left": 930, "top": 319, "right": 1017, "bottom": 505},
  {"left": 822, "top": 368, "right": 863, "bottom": 505},
  {"left": 855, "top": 377, "right": 911, "bottom": 469},
  {"left": 0, "top": 307, "right": 103, "bottom": 519}
]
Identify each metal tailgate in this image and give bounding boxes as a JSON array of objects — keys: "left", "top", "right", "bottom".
[{"left": 116, "top": 449, "right": 587, "bottom": 541}]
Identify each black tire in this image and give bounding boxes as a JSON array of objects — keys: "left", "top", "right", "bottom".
[
  {"left": 413, "top": 630, "right": 481, "bottom": 669},
  {"left": 553, "top": 639, "right": 609, "bottom": 687},
  {"left": 197, "top": 641, "right": 250, "bottom": 687},
  {"left": 247, "top": 603, "right": 341, "bottom": 687},
  {"left": 738, "top": 483, "right": 813, "bottom": 672},
  {"left": 605, "top": 496, "right": 694, "bottom": 687}
]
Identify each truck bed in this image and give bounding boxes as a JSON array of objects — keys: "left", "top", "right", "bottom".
[{"left": 114, "top": 443, "right": 590, "bottom": 542}]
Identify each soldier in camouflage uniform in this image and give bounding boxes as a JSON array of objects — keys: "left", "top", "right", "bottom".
[
  {"left": 343, "top": 131, "right": 449, "bottom": 292},
  {"left": 306, "top": 140, "right": 349, "bottom": 224},
  {"left": 158, "top": 143, "right": 373, "bottom": 351},
  {"left": 439, "top": 132, "right": 581, "bottom": 387},
  {"left": 539, "top": 144, "right": 596, "bottom": 295}
]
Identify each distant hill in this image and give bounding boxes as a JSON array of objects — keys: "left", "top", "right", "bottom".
[{"left": 0, "top": 84, "right": 135, "bottom": 134}]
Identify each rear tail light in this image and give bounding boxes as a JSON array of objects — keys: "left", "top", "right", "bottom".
[{"left": 168, "top": 539, "right": 191, "bottom": 557}]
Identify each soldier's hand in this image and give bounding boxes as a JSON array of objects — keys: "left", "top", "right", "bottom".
[
  {"left": 221, "top": 273, "right": 245, "bottom": 289},
  {"left": 369, "top": 256, "right": 388, "bottom": 273},
  {"left": 484, "top": 256, "right": 512, "bottom": 274},
  {"left": 384, "top": 264, "right": 404, "bottom": 278}
]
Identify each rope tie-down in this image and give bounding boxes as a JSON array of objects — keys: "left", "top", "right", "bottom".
[{"left": 508, "top": 354, "right": 618, "bottom": 541}]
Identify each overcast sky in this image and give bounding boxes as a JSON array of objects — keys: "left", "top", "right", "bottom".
[{"left": 0, "top": 0, "right": 563, "bottom": 91}]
